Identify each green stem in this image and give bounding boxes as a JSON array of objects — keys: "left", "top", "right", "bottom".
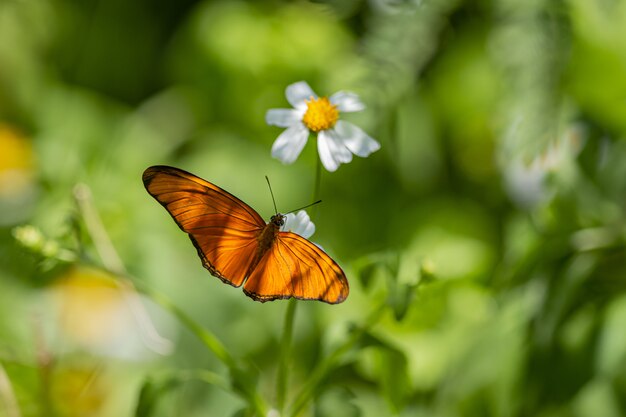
[
  {"left": 275, "top": 298, "right": 297, "bottom": 413},
  {"left": 169, "top": 369, "right": 230, "bottom": 391},
  {"left": 276, "top": 153, "right": 323, "bottom": 413},
  {"left": 144, "top": 288, "right": 236, "bottom": 369},
  {"left": 74, "top": 183, "right": 173, "bottom": 355},
  {"left": 310, "top": 154, "right": 322, "bottom": 221},
  {"left": 33, "top": 317, "right": 53, "bottom": 417},
  {"left": 142, "top": 286, "right": 267, "bottom": 416},
  {"left": 73, "top": 184, "right": 126, "bottom": 275},
  {"left": 0, "top": 362, "right": 21, "bottom": 417},
  {"left": 288, "top": 302, "right": 386, "bottom": 417}
]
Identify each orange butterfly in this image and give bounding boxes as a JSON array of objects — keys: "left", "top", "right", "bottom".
[{"left": 142, "top": 166, "right": 348, "bottom": 304}]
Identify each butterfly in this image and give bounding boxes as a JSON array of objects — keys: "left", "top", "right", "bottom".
[{"left": 142, "top": 166, "right": 349, "bottom": 304}]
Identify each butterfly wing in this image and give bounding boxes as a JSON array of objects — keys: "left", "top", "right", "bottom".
[
  {"left": 243, "top": 231, "right": 349, "bottom": 304},
  {"left": 142, "top": 165, "right": 265, "bottom": 287}
]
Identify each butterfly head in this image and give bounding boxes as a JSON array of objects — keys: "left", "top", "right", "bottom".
[{"left": 270, "top": 214, "right": 285, "bottom": 227}]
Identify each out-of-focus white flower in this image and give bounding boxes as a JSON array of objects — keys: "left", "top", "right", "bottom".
[
  {"left": 504, "top": 125, "right": 585, "bottom": 208},
  {"left": 266, "top": 81, "right": 380, "bottom": 172},
  {"left": 280, "top": 210, "right": 315, "bottom": 239}
]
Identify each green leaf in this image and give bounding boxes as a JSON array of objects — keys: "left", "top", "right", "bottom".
[
  {"left": 134, "top": 376, "right": 182, "bottom": 417},
  {"left": 135, "top": 370, "right": 229, "bottom": 417},
  {"left": 378, "top": 347, "right": 411, "bottom": 413}
]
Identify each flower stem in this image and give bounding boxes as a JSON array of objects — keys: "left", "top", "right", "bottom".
[
  {"left": 33, "top": 316, "right": 53, "bottom": 417},
  {"left": 288, "top": 302, "right": 386, "bottom": 417},
  {"left": 132, "top": 282, "right": 267, "bottom": 416},
  {"left": 275, "top": 298, "right": 297, "bottom": 413},
  {"left": 143, "top": 288, "right": 236, "bottom": 369},
  {"left": 276, "top": 154, "right": 323, "bottom": 413},
  {"left": 73, "top": 183, "right": 126, "bottom": 275},
  {"left": 73, "top": 183, "right": 173, "bottom": 355},
  {"left": 0, "top": 362, "right": 21, "bottom": 417},
  {"left": 311, "top": 154, "right": 322, "bottom": 221}
]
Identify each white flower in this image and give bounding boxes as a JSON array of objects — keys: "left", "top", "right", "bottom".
[
  {"left": 504, "top": 125, "right": 585, "bottom": 208},
  {"left": 266, "top": 81, "right": 381, "bottom": 172},
  {"left": 280, "top": 210, "right": 315, "bottom": 239}
]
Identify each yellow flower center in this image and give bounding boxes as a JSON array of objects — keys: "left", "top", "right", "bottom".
[{"left": 302, "top": 96, "right": 339, "bottom": 132}]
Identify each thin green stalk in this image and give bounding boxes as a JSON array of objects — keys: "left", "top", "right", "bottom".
[
  {"left": 288, "top": 302, "right": 386, "bottom": 417},
  {"left": 0, "top": 362, "right": 21, "bottom": 417},
  {"left": 172, "top": 369, "right": 230, "bottom": 391},
  {"left": 142, "top": 288, "right": 236, "bottom": 369},
  {"left": 33, "top": 317, "right": 53, "bottom": 417},
  {"left": 73, "top": 184, "right": 126, "bottom": 275},
  {"left": 135, "top": 284, "right": 267, "bottom": 416},
  {"left": 275, "top": 154, "right": 323, "bottom": 412},
  {"left": 74, "top": 183, "right": 173, "bottom": 355},
  {"left": 310, "top": 155, "right": 322, "bottom": 221},
  {"left": 136, "top": 369, "right": 230, "bottom": 416},
  {"left": 275, "top": 298, "right": 297, "bottom": 413}
]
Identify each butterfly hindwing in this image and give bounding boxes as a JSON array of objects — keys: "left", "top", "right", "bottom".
[{"left": 243, "top": 231, "right": 349, "bottom": 304}]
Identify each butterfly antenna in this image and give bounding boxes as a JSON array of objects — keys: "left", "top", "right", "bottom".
[
  {"left": 265, "top": 176, "right": 279, "bottom": 215},
  {"left": 284, "top": 200, "right": 322, "bottom": 215}
]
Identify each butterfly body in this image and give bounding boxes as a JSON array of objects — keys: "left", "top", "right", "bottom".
[
  {"left": 143, "top": 166, "right": 348, "bottom": 304},
  {"left": 247, "top": 214, "right": 283, "bottom": 278},
  {"left": 258, "top": 214, "right": 284, "bottom": 251}
]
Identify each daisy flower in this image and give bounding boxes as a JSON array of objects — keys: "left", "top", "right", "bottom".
[{"left": 266, "top": 81, "right": 381, "bottom": 172}]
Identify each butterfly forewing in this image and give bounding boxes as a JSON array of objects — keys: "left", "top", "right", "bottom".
[
  {"left": 143, "top": 166, "right": 265, "bottom": 287},
  {"left": 143, "top": 165, "right": 349, "bottom": 303}
]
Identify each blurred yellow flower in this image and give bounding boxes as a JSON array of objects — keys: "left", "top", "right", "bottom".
[
  {"left": 51, "top": 266, "right": 173, "bottom": 359},
  {"left": 53, "top": 267, "right": 128, "bottom": 350},
  {"left": 0, "top": 124, "right": 33, "bottom": 171},
  {"left": 0, "top": 123, "right": 37, "bottom": 225},
  {"left": 52, "top": 364, "right": 107, "bottom": 417}
]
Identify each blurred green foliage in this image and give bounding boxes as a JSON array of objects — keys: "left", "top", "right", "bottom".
[{"left": 2, "top": 0, "right": 626, "bottom": 416}]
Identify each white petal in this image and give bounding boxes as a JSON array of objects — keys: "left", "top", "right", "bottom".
[
  {"left": 271, "top": 123, "right": 309, "bottom": 164},
  {"left": 301, "top": 219, "right": 315, "bottom": 238},
  {"left": 334, "top": 121, "right": 381, "bottom": 157},
  {"left": 317, "top": 132, "right": 339, "bottom": 172},
  {"left": 266, "top": 109, "right": 301, "bottom": 127},
  {"left": 330, "top": 91, "right": 365, "bottom": 112},
  {"left": 281, "top": 213, "right": 297, "bottom": 232},
  {"left": 295, "top": 210, "right": 315, "bottom": 238},
  {"left": 281, "top": 210, "right": 315, "bottom": 239},
  {"left": 318, "top": 130, "right": 353, "bottom": 172},
  {"left": 286, "top": 81, "right": 317, "bottom": 110}
]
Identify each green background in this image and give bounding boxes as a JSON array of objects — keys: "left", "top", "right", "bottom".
[{"left": 1, "top": 0, "right": 626, "bottom": 416}]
